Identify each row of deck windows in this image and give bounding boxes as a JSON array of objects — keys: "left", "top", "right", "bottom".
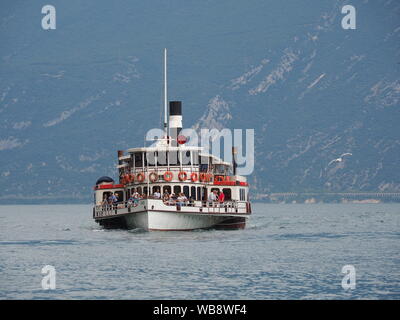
[
  {"left": 126, "top": 185, "right": 233, "bottom": 201},
  {"left": 133, "top": 151, "right": 202, "bottom": 167},
  {"left": 100, "top": 186, "right": 243, "bottom": 203},
  {"left": 128, "top": 152, "right": 231, "bottom": 175}
]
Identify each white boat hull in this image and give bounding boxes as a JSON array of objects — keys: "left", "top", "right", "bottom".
[
  {"left": 126, "top": 211, "right": 227, "bottom": 231},
  {"left": 94, "top": 199, "right": 250, "bottom": 231}
]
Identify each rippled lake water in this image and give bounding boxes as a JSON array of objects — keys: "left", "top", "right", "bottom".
[{"left": 0, "top": 203, "right": 399, "bottom": 299}]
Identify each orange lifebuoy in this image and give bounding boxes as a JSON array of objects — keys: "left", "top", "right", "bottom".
[
  {"left": 190, "top": 172, "right": 198, "bottom": 182},
  {"left": 205, "top": 173, "right": 213, "bottom": 182},
  {"left": 129, "top": 174, "right": 135, "bottom": 183},
  {"left": 149, "top": 172, "right": 158, "bottom": 182},
  {"left": 137, "top": 172, "right": 145, "bottom": 183},
  {"left": 124, "top": 174, "right": 131, "bottom": 183},
  {"left": 214, "top": 175, "right": 224, "bottom": 183},
  {"left": 178, "top": 171, "right": 187, "bottom": 181},
  {"left": 164, "top": 171, "right": 173, "bottom": 182}
]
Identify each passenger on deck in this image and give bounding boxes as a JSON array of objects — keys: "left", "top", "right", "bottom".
[
  {"left": 162, "top": 191, "right": 170, "bottom": 203},
  {"left": 169, "top": 193, "right": 177, "bottom": 205},
  {"left": 127, "top": 196, "right": 135, "bottom": 206},
  {"left": 132, "top": 189, "right": 139, "bottom": 198},
  {"left": 218, "top": 191, "right": 225, "bottom": 203},
  {"left": 177, "top": 193, "right": 187, "bottom": 206},
  {"left": 108, "top": 193, "right": 114, "bottom": 204},
  {"left": 188, "top": 196, "right": 195, "bottom": 207},
  {"left": 153, "top": 189, "right": 161, "bottom": 199},
  {"left": 101, "top": 195, "right": 109, "bottom": 207},
  {"left": 208, "top": 190, "right": 218, "bottom": 206},
  {"left": 111, "top": 193, "right": 119, "bottom": 208}
]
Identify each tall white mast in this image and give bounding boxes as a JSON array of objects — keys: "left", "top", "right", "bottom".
[{"left": 164, "top": 48, "right": 168, "bottom": 136}]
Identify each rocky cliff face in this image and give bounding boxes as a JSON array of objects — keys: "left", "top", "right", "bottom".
[{"left": 0, "top": 0, "right": 399, "bottom": 203}]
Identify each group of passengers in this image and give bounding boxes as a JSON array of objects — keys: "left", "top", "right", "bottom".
[
  {"left": 161, "top": 191, "right": 194, "bottom": 206},
  {"left": 102, "top": 193, "right": 120, "bottom": 206},
  {"left": 102, "top": 188, "right": 227, "bottom": 209},
  {"left": 208, "top": 189, "right": 225, "bottom": 203}
]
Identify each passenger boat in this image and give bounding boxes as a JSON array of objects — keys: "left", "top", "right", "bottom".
[{"left": 92, "top": 50, "right": 251, "bottom": 231}]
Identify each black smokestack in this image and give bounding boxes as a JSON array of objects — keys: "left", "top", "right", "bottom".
[
  {"left": 169, "top": 101, "right": 182, "bottom": 147},
  {"left": 169, "top": 101, "right": 182, "bottom": 116}
]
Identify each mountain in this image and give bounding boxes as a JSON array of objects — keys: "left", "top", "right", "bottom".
[{"left": 0, "top": 0, "right": 399, "bottom": 203}]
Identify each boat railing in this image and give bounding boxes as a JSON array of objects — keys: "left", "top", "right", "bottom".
[{"left": 94, "top": 199, "right": 250, "bottom": 217}]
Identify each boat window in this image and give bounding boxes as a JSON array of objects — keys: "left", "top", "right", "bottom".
[
  {"left": 163, "top": 185, "right": 171, "bottom": 195},
  {"left": 146, "top": 151, "right": 156, "bottom": 166},
  {"left": 183, "top": 186, "right": 189, "bottom": 198},
  {"left": 114, "top": 190, "right": 124, "bottom": 202},
  {"left": 143, "top": 187, "right": 148, "bottom": 195},
  {"left": 211, "top": 188, "right": 220, "bottom": 193},
  {"left": 168, "top": 151, "right": 180, "bottom": 165},
  {"left": 192, "top": 151, "right": 199, "bottom": 165},
  {"left": 202, "top": 187, "right": 207, "bottom": 201},
  {"left": 181, "top": 151, "right": 191, "bottom": 165},
  {"left": 240, "top": 188, "right": 245, "bottom": 201},
  {"left": 197, "top": 187, "right": 201, "bottom": 201},
  {"left": 152, "top": 186, "right": 160, "bottom": 194},
  {"left": 157, "top": 151, "right": 167, "bottom": 166},
  {"left": 102, "top": 192, "right": 112, "bottom": 202},
  {"left": 134, "top": 153, "right": 143, "bottom": 167},
  {"left": 137, "top": 187, "right": 142, "bottom": 195},
  {"left": 222, "top": 188, "right": 232, "bottom": 201},
  {"left": 199, "top": 164, "right": 208, "bottom": 172},
  {"left": 199, "top": 155, "right": 209, "bottom": 165},
  {"left": 173, "top": 185, "right": 181, "bottom": 195},
  {"left": 191, "top": 186, "right": 196, "bottom": 200},
  {"left": 214, "top": 164, "right": 226, "bottom": 175}
]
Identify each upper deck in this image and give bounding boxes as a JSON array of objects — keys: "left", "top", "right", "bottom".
[{"left": 116, "top": 145, "right": 246, "bottom": 186}]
